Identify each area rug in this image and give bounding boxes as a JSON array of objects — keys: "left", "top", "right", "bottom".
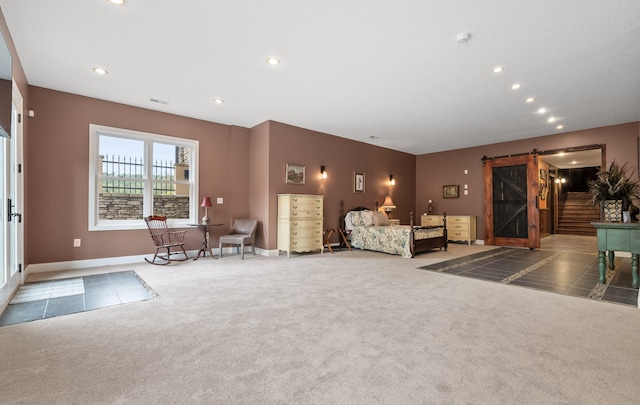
[{"left": 10, "top": 277, "right": 85, "bottom": 304}]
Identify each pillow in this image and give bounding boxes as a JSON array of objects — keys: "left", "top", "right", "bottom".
[
  {"left": 350, "top": 211, "right": 364, "bottom": 226},
  {"left": 361, "top": 210, "right": 374, "bottom": 226},
  {"left": 372, "top": 211, "right": 390, "bottom": 226},
  {"left": 344, "top": 212, "right": 354, "bottom": 231}
]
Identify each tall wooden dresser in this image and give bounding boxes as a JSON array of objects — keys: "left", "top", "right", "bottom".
[
  {"left": 421, "top": 214, "right": 477, "bottom": 245},
  {"left": 277, "top": 194, "right": 324, "bottom": 257}
]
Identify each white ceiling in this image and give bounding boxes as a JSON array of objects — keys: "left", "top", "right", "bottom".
[
  {"left": 1, "top": 0, "right": 639, "bottom": 155},
  {"left": 540, "top": 148, "right": 602, "bottom": 169}
]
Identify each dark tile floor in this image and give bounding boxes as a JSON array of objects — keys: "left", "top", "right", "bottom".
[
  {"left": 420, "top": 247, "right": 639, "bottom": 307},
  {"left": 0, "top": 270, "right": 156, "bottom": 326}
]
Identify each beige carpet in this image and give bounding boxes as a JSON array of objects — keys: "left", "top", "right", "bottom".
[{"left": 1, "top": 244, "right": 639, "bottom": 404}]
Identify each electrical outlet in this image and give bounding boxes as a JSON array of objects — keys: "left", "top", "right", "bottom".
[
  {"left": 217, "top": 197, "right": 223, "bottom": 204},
  {"left": 73, "top": 239, "right": 81, "bottom": 247}
]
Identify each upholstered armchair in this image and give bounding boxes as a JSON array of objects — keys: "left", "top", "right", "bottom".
[{"left": 218, "top": 219, "right": 258, "bottom": 259}]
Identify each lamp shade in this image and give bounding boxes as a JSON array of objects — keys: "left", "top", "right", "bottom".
[
  {"left": 201, "top": 196, "right": 212, "bottom": 207},
  {"left": 381, "top": 196, "right": 396, "bottom": 211}
]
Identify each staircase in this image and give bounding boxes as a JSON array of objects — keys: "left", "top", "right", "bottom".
[{"left": 556, "top": 192, "right": 600, "bottom": 236}]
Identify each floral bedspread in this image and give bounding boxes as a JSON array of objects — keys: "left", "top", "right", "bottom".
[{"left": 350, "top": 225, "right": 444, "bottom": 258}]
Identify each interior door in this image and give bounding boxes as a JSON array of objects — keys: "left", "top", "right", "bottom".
[
  {"left": 483, "top": 153, "right": 540, "bottom": 248},
  {"left": 0, "top": 83, "right": 24, "bottom": 309}
]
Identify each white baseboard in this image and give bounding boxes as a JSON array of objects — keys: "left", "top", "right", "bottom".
[{"left": 25, "top": 247, "right": 276, "bottom": 277}]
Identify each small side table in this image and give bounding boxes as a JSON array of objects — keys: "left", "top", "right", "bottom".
[
  {"left": 190, "top": 223, "right": 222, "bottom": 260},
  {"left": 592, "top": 222, "right": 640, "bottom": 288}
]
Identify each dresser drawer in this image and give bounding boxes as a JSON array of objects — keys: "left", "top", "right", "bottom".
[
  {"left": 290, "top": 209, "right": 322, "bottom": 218},
  {"left": 449, "top": 231, "right": 470, "bottom": 240},
  {"left": 290, "top": 227, "right": 322, "bottom": 239},
  {"left": 290, "top": 220, "right": 322, "bottom": 230},
  {"left": 289, "top": 196, "right": 322, "bottom": 205},
  {"left": 448, "top": 216, "right": 471, "bottom": 225},
  {"left": 421, "top": 215, "right": 443, "bottom": 227},
  {"left": 291, "top": 238, "right": 322, "bottom": 251},
  {"left": 448, "top": 223, "right": 469, "bottom": 232}
]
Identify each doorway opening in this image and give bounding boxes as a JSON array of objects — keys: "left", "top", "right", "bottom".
[{"left": 538, "top": 145, "right": 603, "bottom": 237}]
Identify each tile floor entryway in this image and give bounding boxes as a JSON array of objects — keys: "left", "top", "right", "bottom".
[
  {"left": 0, "top": 270, "right": 156, "bottom": 326},
  {"left": 420, "top": 235, "right": 639, "bottom": 307}
]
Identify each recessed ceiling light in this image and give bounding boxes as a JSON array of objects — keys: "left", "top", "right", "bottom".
[
  {"left": 547, "top": 117, "right": 557, "bottom": 123},
  {"left": 556, "top": 125, "right": 564, "bottom": 130},
  {"left": 511, "top": 83, "right": 521, "bottom": 90},
  {"left": 537, "top": 107, "right": 547, "bottom": 114},
  {"left": 109, "top": 0, "right": 125, "bottom": 5},
  {"left": 492, "top": 66, "right": 504, "bottom": 73},
  {"left": 571, "top": 161, "right": 577, "bottom": 165},
  {"left": 93, "top": 67, "right": 108, "bottom": 75},
  {"left": 526, "top": 97, "right": 534, "bottom": 103},
  {"left": 266, "top": 57, "right": 280, "bottom": 65},
  {"left": 213, "top": 98, "right": 224, "bottom": 104}
]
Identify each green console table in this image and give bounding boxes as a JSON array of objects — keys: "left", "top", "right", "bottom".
[{"left": 591, "top": 222, "right": 640, "bottom": 288}]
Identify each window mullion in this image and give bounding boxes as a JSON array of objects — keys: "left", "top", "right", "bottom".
[{"left": 144, "top": 139, "right": 153, "bottom": 217}]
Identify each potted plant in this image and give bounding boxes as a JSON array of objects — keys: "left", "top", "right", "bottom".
[{"left": 588, "top": 161, "right": 640, "bottom": 222}]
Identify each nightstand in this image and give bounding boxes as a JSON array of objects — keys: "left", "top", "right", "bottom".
[{"left": 389, "top": 219, "right": 400, "bottom": 226}]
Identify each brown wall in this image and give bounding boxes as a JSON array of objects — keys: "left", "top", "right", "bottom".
[
  {"left": 416, "top": 122, "right": 640, "bottom": 240},
  {"left": 25, "top": 86, "right": 251, "bottom": 264},
  {"left": 248, "top": 121, "right": 270, "bottom": 249},
  {"left": 24, "top": 88, "right": 416, "bottom": 263},
  {"left": 265, "top": 121, "right": 416, "bottom": 250}
]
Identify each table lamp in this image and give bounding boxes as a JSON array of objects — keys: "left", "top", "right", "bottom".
[
  {"left": 201, "top": 196, "right": 212, "bottom": 224},
  {"left": 381, "top": 196, "right": 396, "bottom": 217}
]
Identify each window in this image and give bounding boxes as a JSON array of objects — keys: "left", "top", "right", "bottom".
[{"left": 89, "top": 124, "right": 199, "bottom": 231}]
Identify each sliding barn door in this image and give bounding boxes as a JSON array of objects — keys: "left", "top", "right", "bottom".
[{"left": 483, "top": 154, "right": 540, "bottom": 248}]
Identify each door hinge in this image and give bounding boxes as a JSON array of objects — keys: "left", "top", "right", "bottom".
[
  {"left": 18, "top": 113, "right": 21, "bottom": 123},
  {"left": 18, "top": 264, "right": 22, "bottom": 273},
  {"left": 18, "top": 163, "right": 21, "bottom": 173}
]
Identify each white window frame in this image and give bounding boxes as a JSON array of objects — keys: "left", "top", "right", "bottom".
[{"left": 89, "top": 124, "right": 199, "bottom": 231}]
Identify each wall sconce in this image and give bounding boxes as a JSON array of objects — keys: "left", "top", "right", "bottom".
[
  {"left": 321, "top": 165, "right": 327, "bottom": 179},
  {"left": 389, "top": 174, "right": 395, "bottom": 185},
  {"left": 201, "top": 196, "right": 212, "bottom": 224}
]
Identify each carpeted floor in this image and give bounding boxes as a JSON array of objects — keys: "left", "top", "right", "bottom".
[{"left": 1, "top": 242, "right": 639, "bottom": 404}]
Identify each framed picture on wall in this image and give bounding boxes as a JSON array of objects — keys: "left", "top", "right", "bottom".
[
  {"left": 354, "top": 172, "right": 365, "bottom": 193},
  {"left": 443, "top": 184, "right": 459, "bottom": 198},
  {"left": 285, "top": 163, "right": 305, "bottom": 184}
]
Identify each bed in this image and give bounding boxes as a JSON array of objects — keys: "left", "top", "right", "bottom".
[{"left": 343, "top": 207, "right": 447, "bottom": 258}]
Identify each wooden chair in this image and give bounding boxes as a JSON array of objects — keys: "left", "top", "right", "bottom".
[{"left": 144, "top": 215, "right": 189, "bottom": 264}]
